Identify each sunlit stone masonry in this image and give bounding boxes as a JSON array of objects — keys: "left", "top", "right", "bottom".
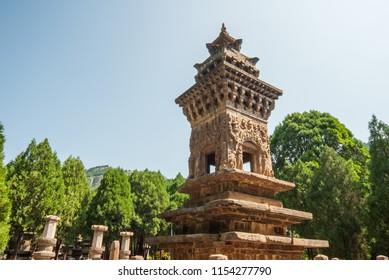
[
  {"left": 146, "top": 24, "right": 329, "bottom": 260},
  {"left": 33, "top": 215, "right": 60, "bottom": 260}
]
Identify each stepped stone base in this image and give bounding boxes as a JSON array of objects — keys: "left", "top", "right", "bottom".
[{"left": 146, "top": 231, "right": 328, "bottom": 260}]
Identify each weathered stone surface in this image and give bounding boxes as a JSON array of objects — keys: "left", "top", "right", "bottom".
[
  {"left": 109, "top": 241, "right": 120, "bottom": 260},
  {"left": 314, "top": 254, "right": 329, "bottom": 260},
  {"left": 119, "top": 231, "right": 134, "bottom": 260},
  {"left": 209, "top": 254, "right": 228, "bottom": 260},
  {"left": 33, "top": 215, "right": 60, "bottom": 260},
  {"left": 89, "top": 225, "right": 108, "bottom": 260},
  {"left": 147, "top": 24, "right": 329, "bottom": 260},
  {"left": 131, "top": 255, "right": 144, "bottom": 260}
]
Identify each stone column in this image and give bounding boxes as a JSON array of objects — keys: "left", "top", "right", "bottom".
[
  {"left": 20, "top": 232, "right": 35, "bottom": 252},
  {"left": 109, "top": 241, "right": 120, "bottom": 260},
  {"left": 119, "top": 231, "right": 133, "bottom": 260},
  {"left": 33, "top": 215, "right": 60, "bottom": 260},
  {"left": 89, "top": 225, "right": 108, "bottom": 260}
]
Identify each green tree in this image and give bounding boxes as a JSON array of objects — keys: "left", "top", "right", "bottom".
[
  {"left": 309, "top": 147, "right": 368, "bottom": 259},
  {"left": 86, "top": 167, "right": 134, "bottom": 249},
  {"left": 271, "top": 111, "right": 370, "bottom": 191},
  {"left": 167, "top": 173, "right": 188, "bottom": 211},
  {"left": 368, "top": 115, "right": 389, "bottom": 257},
  {"left": 6, "top": 138, "right": 66, "bottom": 257},
  {"left": 59, "top": 156, "right": 91, "bottom": 245},
  {"left": 0, "top": 123, "right": 11, "bottom": 252},
  {"left": 271, "top": 111, "right": 370, "bottom": 259},
  {"left": 129, "top": 169, "right": 169, "bottom": 256}
]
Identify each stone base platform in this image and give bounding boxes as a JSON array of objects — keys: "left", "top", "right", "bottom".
[{"left": 146, "top": 231, "right": 329, "bottom": 260}]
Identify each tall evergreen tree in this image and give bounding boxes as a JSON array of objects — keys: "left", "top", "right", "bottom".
[
  {"left": 309, "top": 147, "right": 368, "bottom": 259},
  {"left": 167, "top": 173, "right": 188, "bottom": 211},
  {"left": 86, "top": 167, "right": 134, "bottom": 248},
  {"left": 368, "top": 115, "right": 389, "bottom": 257},
  {"left": 59, "top": 156, "right": 91, "bottom": 245},
  {"left": 129, "top": 169, "right": 169, "bottom": 256},
  {"left": 0, "top": 123, "right": 11, "bottom": 253},
  {"left": 6, "top": 139, "right": 65, "bottom": 256}
]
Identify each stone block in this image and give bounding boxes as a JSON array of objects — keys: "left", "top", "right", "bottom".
[
  {"left": 209, "top": 254, "right": 228, "bottom": 260},
  {"left": 314, "top": 254, "right": 328, "bottom": 260}
]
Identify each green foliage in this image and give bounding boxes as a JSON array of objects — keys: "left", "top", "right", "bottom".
[
  {"left": 86, "top": 165, "right": 109, "bottom": 177},
  {"left": 129, "top": 169, "right": 170, "bottom": 254},
  {"left": 309, "top": 147, "right": 368, "bottom": 259},
  {"left": 0, "top": 123, "right": 11, "bottom": 252},
  {"left": 368, "top": 115, "right": 389, "bottom": 257},
  {"left": 271, "top": 110, "right": 370, "bottom": 192},
  {"left": 271, "top": 111, "right": 370, "bottom": 259},
  {"left": 6, "top": 139, "right": 66, "bottom": 239},
  {"left": 59, "top": 156, "right": 91, "bottom": 245},
  {"left": 167, "top": 173, "right": 188, "bottom": 211},
  {"left": 86, "top": 165, "right": 110, "bottom": 190},
  {"left": 86, "top": 167, "right": 134, "bottom": 244}
]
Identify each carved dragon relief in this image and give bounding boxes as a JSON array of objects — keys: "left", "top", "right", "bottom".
[{"left": 188, "top": 111, "right": 274, "bottom": 178}]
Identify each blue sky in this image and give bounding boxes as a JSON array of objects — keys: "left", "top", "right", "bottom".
[{"left": 1, "top": 0, "right": 388, "bottom": 178}]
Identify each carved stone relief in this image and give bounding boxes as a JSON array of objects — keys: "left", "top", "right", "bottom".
[{"left": 188, "top": 111, "right": 274, "bottom": 178}]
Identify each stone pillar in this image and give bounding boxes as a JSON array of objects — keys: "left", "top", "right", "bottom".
[
  {"left": 89, "top": 225, "right": 108, "bottom": 260},
  {"left": 209, "top": 254, "right": 228, "bottom": 260},
  {"left": 20, "top": 232, "right": 35, "bottom": 252},
  {"left": 314, "top": 254, "right": 328, "bottom": 260},
  {"left": 376, "top": 255, "right": 388, "bottom": 260},
  {"left": 109, "top": 241, "right": 120, "bottom": 260},
  {"left": 33, "top": 215, "right": 60, "bottom": 260},
  {"left": 119, "top": 231, "right": 133, "bottom": 260}
]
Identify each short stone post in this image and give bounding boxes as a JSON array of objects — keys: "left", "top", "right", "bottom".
[
  {"left": 33, "top": 215, "right": 60, "bottom": 260},
  {"left": 20, "top": 232, "right": 35, "bottom": 252},
  {"left": 89, "top": 225, "right": 108, "bottom": 260},
  {"left": 377, "top": 255, "right": 388, "bottom": 260},
  {"left": 314, "top": 254, "right": 328, "bottom": 260},
  {"left": 109, "top": 241, "right": 120, "bottom": 260},
  {"left": 119, "top": 231, "right": 133, "bottom": 260},
  {"left": 209, "top": 254, "right": 228, "bottom": 260},
  {"left": 131, "top": 255, "right": 144, "bottom": 260}
]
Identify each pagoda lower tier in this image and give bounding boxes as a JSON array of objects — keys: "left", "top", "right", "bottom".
[
  {"left": 147, "top": 232, "right": 328, "bottom": 260},
  {"left": 146, "top": 169, "right": 329, "bottom": 259}
]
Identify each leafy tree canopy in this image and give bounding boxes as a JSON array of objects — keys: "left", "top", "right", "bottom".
[
  {"left": 271, "top": 110, "right": 370, "bottom": 193},
  {"left": 59, "top": 156, "right": 91, "bottom": 245},
  {"left": 167, "top": 172, "right": 188, "bottom": 211},
  {"left": 0, "top": 123, "right": 11, "bottom": 252},
  {"left": 129, "top": 169, "right": 170, "bottom": 255},
  {"left": 368, "top": 115, "right": 389, "bottom": 257},
  {"left": 271, "top": 111, "right": 370, "bottom": 259},
  {"left": 309, "top": 147, "right": 368, "bottom": 259},
  {"left": 86, "top": 167, "right": 134, "bottom": 244},
  {"left": 6, "top": 139, "right": 66, "bottom": 246}
]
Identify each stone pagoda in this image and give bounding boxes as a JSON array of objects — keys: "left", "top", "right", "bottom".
[{"left": 146, "top": 25, "right": 328, "bottom": 260}]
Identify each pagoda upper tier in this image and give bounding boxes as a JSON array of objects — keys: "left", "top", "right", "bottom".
[{"left": 175, "top": 24, "right": 283, "bottom": 126}]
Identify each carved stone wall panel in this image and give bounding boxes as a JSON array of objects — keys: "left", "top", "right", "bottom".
[{"left": 188, "top": 110, "right": 273, "bottom": 178}]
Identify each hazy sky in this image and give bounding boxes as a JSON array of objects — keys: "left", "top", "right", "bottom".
[{"left": 1, "top": 0, "right": 388, "bottom": 178}]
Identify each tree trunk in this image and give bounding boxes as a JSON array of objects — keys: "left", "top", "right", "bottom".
[{"left": 12, "top": 233, "right": 23, "bottom": 260}]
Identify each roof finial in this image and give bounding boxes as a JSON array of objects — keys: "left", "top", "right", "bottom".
[{"left": 221, "top": 23, "right": 227, "bottom": 33}]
